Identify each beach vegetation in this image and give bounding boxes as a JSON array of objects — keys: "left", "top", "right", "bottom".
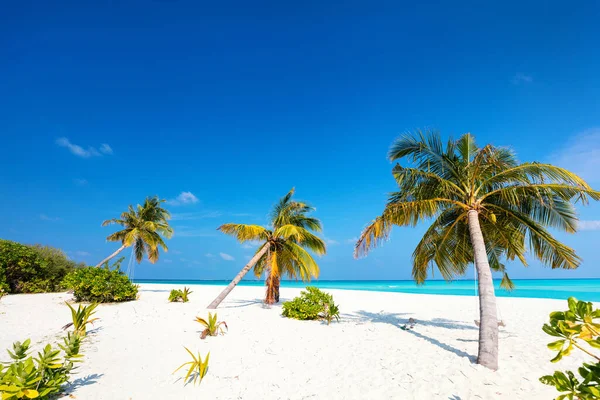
[
  {"left": 195, "top": 313, "right": 227, "bottom": 339},
  {"left": 169, "top": 287, "right": 192, "bottom": 303},
  {"left": 282, "top": 286, "right": 340, "bottom": 324},
  {"left": 355, "top": 130, "right": 600, "bottom": 370},
  {"left": 0, "top": 239, "right": 84, "bottom": 294},
  {"left": 62, "top": 258, "right": 138, "bottom": 303},
  {"left": 208, "top": 188, "right": 326, "bottom": 308},
  {"left": 62, "top": 302, "right": 100, "bottom": 337},
  {"left": 0, "top": 334, "right": 83, "bottom": 399},
  {"left": 173, "top": 348, "right": 210, "bottom": 386},
  {"left": 95, "top": 196, "right": 173, "bottom": 268},
  {"left": 540, "top": 296, "right": 600, "bottom": 399}
]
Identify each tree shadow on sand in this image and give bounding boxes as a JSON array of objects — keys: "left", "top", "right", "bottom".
[
  {"left": 217, "top": 298, "right": 291, "bottom": 309},
  {"left": 353, "top": 310, "right": 477, "bottom": 362}
]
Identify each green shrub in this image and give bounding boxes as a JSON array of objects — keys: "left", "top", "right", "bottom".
[
  {"left": 0, "top": 334, "right": 83, "bottom": 399},
  {"left": 169, "top": 287, "right": 192, "bottom": 303},
  {"left": 282, "top": 287, "right": 340, "bottom": 324},
  {"left": 540, "top": 296, "right": 600, "bottom": 399},
  {"left": 0, "top": 240, "right": 83, "bottom": 294},
  {"left": 62, "top": 258, "right": 138, "bottom": 303}
]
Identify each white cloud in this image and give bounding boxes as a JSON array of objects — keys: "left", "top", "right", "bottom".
[
  {"left": 180, "top": 258, "right": 188, "bottom": 262},
  {"left": 99, "top": 144, "right": 113, "bottom": 155},
  {"left": 220, "top": 252, "right": 235, "bottom": 261},
  {"left": 205, "top": 253, "right": 214, "bottom": 258},
  {"left": 172, "top": 250, "right": 182, "bottom": 255},
  {"left": 40, "top": 214, "right": 60, "bottom": 221},
  {"left": 578, "top": 220, "right": 600, "bottom": 231},
  {"left": 167, "top": 192, "right": 199, "bottom": 206},
  {"left": 56, "top": 137, "right": 113, "bottom": 158},
  {"left": 325, "top": 238, "right": 339, "bottom": 246},
  {"left": 171, "top": 211, "right": 221, "bottom": 220},
  {"left": 552, "top": 129, "right": 600, "bottom": 183},
  {"left": 75, "top": 251, "right": 91, "bottom": 256},
  {"left": 73, "top": 178, "right": 88, "bottom": 186},
  {"left": 512, "top": 73, "right": 533, "bottom": 85},
  {"left": 241, "top": 243, "right": 256, "bottom": 249},
  {"left": 192, "top": 260, "right": 202, "bottom": 265},
  {"left": 346, "top": 237, "right": 359, "bottom": 244},
  {"left": 173, "top": 226, "right": 217, "bottom": 238},
  {"left": 163, "top": 259, "right": 173, "bottom": 263}
]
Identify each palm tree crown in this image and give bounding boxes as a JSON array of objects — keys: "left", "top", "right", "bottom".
[
  {"left": 217, "top": 188, "right": 326, "bottom": 305},
  {"left": 97, "top": 196, "right": 173, "bottom": 267},
  {"left": 356, "top": 130, "right": 599, "bottom": 282}
]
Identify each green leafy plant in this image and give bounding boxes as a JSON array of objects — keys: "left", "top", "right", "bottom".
[
  {"left": 172, "top": 348, "right": 209, "bottom": 386},
  {"left": 0, "top": 239, "right": 84, "bottom": 295},
  {"left": 540, "top": 296, "right": 600, "bottom": 399},
  {"left": 62, "top": 257, "right": 138, "bottom": 303},
  {"left": 169, "top": 287, "right": 192, "bottom": 303},
  {"left": 0, "top": 334, "right": 83, "bottom": 399},
  {"left": 194, "top": 313, "right": 227, "bottom": 339},
  {"left": 62, "top": 302, "right": 99, "bottom": 337},
  {"left": 282, "top": 286, "right": 340, "bottom": 324}
]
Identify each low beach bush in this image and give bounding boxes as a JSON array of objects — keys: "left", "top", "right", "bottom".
[
  {"left": 0, "top": 239, "right": 84, "bottom": 294},
  {"left": 282, "top": 287, "right": 340, "bottom": 324},
  {"left": 173, "top": 348, "right": 210, "bottom": 386},
  {"left": 0, "top": 334, "right": 83, "bottom": 399},
  {"left": 169, "top": 287, "right": 192, "bottom": 303},
  {"left": 62, "top": 258, "right": 138, "bottom": 303},
  {"left": 195, "top": 313, "right": 227, "bottom": 339},
  {"left": 62, "top": 302, "right": 100, "bottom": 337},
  {"left": 540, "top": 297, "right": 600, "bottom": 399}
]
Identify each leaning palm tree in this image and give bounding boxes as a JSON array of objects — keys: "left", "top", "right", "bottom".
[
  {"left": 95, "top": 196, "right": 174, "bottom": 267},
  {"left": 355, "top": 130, "right": 599, "bottom": 370},
  {"left": 207, "top": 188, "right": 326, "bottom": 309}
]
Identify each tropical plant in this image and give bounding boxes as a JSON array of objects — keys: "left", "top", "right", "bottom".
[
  {"left": 62, "top": 302, "right": 100, "bottom": 337},
  {"left": 95, "top": 196, "right": 173, "bottom": 267},
  {"left": 0, "top": 239, "right": 84, "bottom": 294},
  {"left": 282, "top": 286, "right": 340, "bottom": 324},
  {"left": 540, "top": 297, "right": 600, "bottom": 399},
  {"left": 207, "top": 188, "right": 326, "bottom": 308},
  {"left": 0, "top": 334, "right": 83, "bottom": 399},
  {"left": 62, "top": 257, "right": 138, "bottom": 303},
  {"left": 169, "top": 287, "right": 192, "bottom": 303},
  {"left": 173, "top": 348, "right": 210, "bottom": 386},
  {"left": 354, "top": 130, "right": 600, "bottom": 370},
  {"left": 195, "top": 313, "right": 228, "bottom": 339}
]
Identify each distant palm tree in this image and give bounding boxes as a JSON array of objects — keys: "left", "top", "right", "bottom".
[
  {"left": 95, "top": 196, "right": 174, "bottom": 268},
  {"left": 355, "top": 130, "right": 599, "bottom": 370},
  {"left": 207, "top": 189, "right": 326, "bottom": 309}
]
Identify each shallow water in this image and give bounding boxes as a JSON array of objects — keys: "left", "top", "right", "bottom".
[{"left": 134, "top": 278, "right": 600, "bottom": 302}]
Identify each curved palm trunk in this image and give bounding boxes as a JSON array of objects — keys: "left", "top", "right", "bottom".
[
  {"left": 95, "top": 244, "right": 127, "bottom": 268},
  {"left": 264, "top": 251, "right": 279, "bottom": 305},
  {"left": 207, "top": 243, "right": 269, "bottom": 309},
  {"left": 467, "top": 210, "right": 499, "bottom": 370}
]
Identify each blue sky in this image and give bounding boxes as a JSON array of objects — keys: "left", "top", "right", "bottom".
[{"left": 1, "top": 1, "right": 599, "bottom": 281}]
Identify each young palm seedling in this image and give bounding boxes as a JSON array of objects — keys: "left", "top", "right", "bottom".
[
  {"left": 62, "top": 302, "right": 99, "bottom": 337},
  {"left": 195, "top": 312, "right": 228, "bottom": 339},
  {"left": 322, "top": 302, "right": 340, "bottom": 326},
  {"left": 173, "top": 347, "right": 210, "bottom": 386},
  {"left": 168, "top": 287, "right": 193, "bottom": 303}
]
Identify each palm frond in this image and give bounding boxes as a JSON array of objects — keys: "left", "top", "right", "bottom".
[{"left": 217, "top": 224, "right": 269, "bottom": 242}]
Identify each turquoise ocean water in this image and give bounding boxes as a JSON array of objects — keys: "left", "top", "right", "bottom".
[{"left": 134, "top": 278, "right": 600, "bottom": 302}]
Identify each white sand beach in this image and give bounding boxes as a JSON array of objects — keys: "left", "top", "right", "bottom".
[{"left": 0, "top": 284, "right": 591, "bottom": 399}]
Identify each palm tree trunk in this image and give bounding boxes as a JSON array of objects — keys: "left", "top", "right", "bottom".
[
  {"left": 207, "top": 243, "right": 269, "bottom": 309},
  {"left": 264, "top": 251, "right": 279, "bottom": 305},
  {"left": 95, "top": 245, "right": 127, "bottom": 268},
  {"left": 274, "top": 277, "right": 280, "bottom": 303},
  {"left": 467, "top": 209, "right": 499, "bottom": 370}
]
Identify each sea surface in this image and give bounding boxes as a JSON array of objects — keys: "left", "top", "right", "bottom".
[{"left": 134, "top": 278, "right": 600, "bottom": 302}]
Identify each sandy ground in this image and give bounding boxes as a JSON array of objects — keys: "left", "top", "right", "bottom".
[{"left": 0, "top": 284, "right": 591, "bottom": 399}]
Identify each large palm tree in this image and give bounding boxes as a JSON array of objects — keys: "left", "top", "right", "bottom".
[
  {"left": 355, "top": 130, "right": 599, "bottom": 370},
  {"left": 95, "top": 196, "right": 174, "bottom": 267},
  {"left": 207, "top": 188, "right": 326, "bottom": 309}
]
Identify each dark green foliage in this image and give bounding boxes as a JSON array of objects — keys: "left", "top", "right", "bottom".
[
  {"left": 169, "top": 287, "right": 192, "bottom": 303},
  {"left": 540, "top": 297, "right": 600, "bottom": 399},
  {"left": 0, "top": 334, "right": 83, "bottom": 399},
  {"left": 0, "top": 239, "right": 84, "bottom": 294},
  {"left": 282, "top": 287, "right": 340, "bottom": 324},
  {"left": 62, "top": 258, "right": 138, "bottom": 303}
]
